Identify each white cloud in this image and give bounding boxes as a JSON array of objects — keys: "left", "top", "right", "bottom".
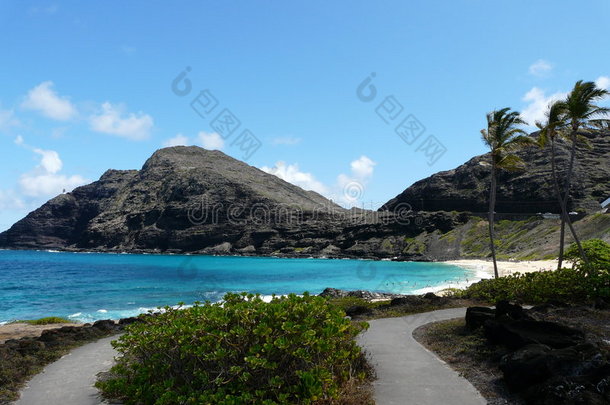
[
  {"left": 19, "top": 172, "right": 88, "bottom": 197},
  {"left": 261, "top": 155, "right": 377, "bottom": 207},
  {"left": 197, "top": 131, "right": 224, "bottom": 150},
  {"left": 349, "top": 155, "right": 376, "bottom": 179},
  {"left": 271, "top": 136, "right": 301, "bottom": 146},
  {"left": 32, "top": 148, "right": 62, "bottom": 173},
  {"left": 528, "top": 59, "right": 553, "bottom": 77},
  {"left": 521, "top": 87, "right": 567, "bottom": 126},
  {"left": 595, "top": 76, "right": 610, "bottom": 90},
  {"left": 0, "top": 190, "right": 25, "bottom": 211},
  {"left": 21, "top": 81, "right": 77, "bottom": 121},
  {"left": 15, "top": 142, "right": 89, "bottom": 197},
  {"left": 90, "top": 102, "right": 153, "bottom": 140},
  {"left": 0, "top": 108, "right": 20, "bottom": 131},
  {"left": 163, "top": 133, "right": 189, "bottom": 147},
  {"left": 260, "top": 162, "right": 328, "bottom": 195}
]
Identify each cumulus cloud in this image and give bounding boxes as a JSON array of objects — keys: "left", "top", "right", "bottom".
[
  {"left": 595, "top": 76, "right": 610, "bottom": 90},
  {"left": 90, "top": 102, "right": 153, "bottom": 140},
  {"left": 521, "top": 87, "right": 567, "bottom": 126},
  {"left": 197, "top": 131, "right": 224, "bottom": 150},
  {"left": 21, "top": 81, "right": 77, "bottom": 121},
  {"left": 528, "top": 59, "right": 553, "bottom": 77},
  {"left": 261, "top": 155, "right": 377, "bottom": 207},
  {"left": 163, "top": 133, "right": 189, "bottom": 147},
  {"left": 260, "top": 162, "right": 329, "bottom": 195},
  {"left": 15, "top": 138, "right": 89, "bottom": 197},
  {"left": 271, "top": 136, "right": 301, "bottom": 146}
]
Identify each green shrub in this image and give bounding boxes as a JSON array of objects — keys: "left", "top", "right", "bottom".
[
  {"left": 459, "top": 268, "right": 590, "bottom": 303},
  {"left": 459, "top": 239, "right": 610, "bottom": 304},
  {"left": 97, "top": 293, "right": 370, "bottom": 405},
  {"left": 15, "top": 317, "right": 73, "bottom": 325},
  {"left": 565, "top": 239, "right": 610, "bottom": 298}
]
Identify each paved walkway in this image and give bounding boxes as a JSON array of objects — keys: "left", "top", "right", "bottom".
[
  {"left": 357, "top": 307, "right": 486, "bottom": 405},
  {"left": 14, "top": 309, "right": 485, "bottom": 405},
  {"left": 13, "top": 335, "right": 119, "bottom": 405}
]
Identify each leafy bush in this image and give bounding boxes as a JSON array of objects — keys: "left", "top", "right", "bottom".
[
  {"left": 97, "top": 293, "right": 371, "bottom": 405},
  {"left": 565, "top": 238, "right": 610, "bottom": 297},
  {"left": 458, "top": 268, "right": 590, "bottom": 303}
]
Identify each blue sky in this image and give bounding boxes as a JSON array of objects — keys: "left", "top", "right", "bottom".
[{"left": 1, "top": 1, "right": 609, "bottom": 231}]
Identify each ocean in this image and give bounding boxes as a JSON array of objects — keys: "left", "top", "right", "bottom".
[{"left": 0, "top": 250, "right": 481, "bottom": 324}]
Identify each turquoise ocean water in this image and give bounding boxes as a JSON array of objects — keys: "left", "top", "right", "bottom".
[{"left": 0, "top": 250, "right": 478, "bottom": 324}]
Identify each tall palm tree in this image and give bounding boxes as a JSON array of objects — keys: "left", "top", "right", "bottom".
[
  {"left": 536, "top": 100, "right": 572, "bottom": 269},
  {"left": 481, "top": 108, "right": 532, "bottom": 278},
  {"left": 558, "top": 81, "right": 610, "bottom": 265}
]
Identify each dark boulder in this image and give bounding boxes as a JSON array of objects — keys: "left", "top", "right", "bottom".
[
  {"left": 344, "top": 305, "right": 372, "bottom": 317},
  {"left": 500, "top": 343, "right": 604, "bottom": 390},
  {"left": 390, "top": 296, "right": 426, "bottom": 307},
  {"left": 495, "top": 300, "right": 530, "bottom": 320},
  {"left": 484, "top": 319, "right": 585, "bottom": 350},
  {"left": 318, "top": 288, "right": 347, "bottom": 298},
  {"left": 118, "top": 316, "right": 144, "bottom": 325},
  {"left": 92, "top": 319, "right": 116, "bottom": 331},
  {"left": 465, "top": 307, "right": 495, "bottom": 330}
]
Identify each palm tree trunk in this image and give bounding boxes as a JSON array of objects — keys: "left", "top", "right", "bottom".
[
  {"left": 561, "top": 132, "right": 588, "bottom": 264},
  {"left": 550, "top": 139, "right": 566, "bottom": 270},
  {"left": 488, "top": 162, "right": 499, "bottom": 279}
]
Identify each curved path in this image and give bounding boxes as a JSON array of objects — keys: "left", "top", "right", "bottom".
[
  {"left": 14, "top": 309, "right": 485, "bottom": 405},
  {"left": 357, "top": 307, "right": 486, "bottom": 405},
  {"left": 13, "top": 335, "right": 119, "bottom": 405}
]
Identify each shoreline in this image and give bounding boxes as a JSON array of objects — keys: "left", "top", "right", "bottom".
[
  {"left": 442, "top": 259, "right": 559, "bottom": 277},
  {"left": 410, "top": 259, "right": 560, "bottom": 295},
  {"left": 0, "top": 259, "right": 560, "bottom": 341}
]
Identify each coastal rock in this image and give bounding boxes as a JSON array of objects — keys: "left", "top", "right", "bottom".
[
  {"left": 465, "top": 306, "right": 495, "bottom": 330},
  {"left": 484, "top": 319, "right": 585, "bottom": 349},
  {"left": 501, "top": 344, "right": 610, "bottom": 404},
  {"left": 0, "top": 146, "right": 469, "bottom": 259},
  {"left": 381, "top": 130, "right": 610, "bottom": 214}
]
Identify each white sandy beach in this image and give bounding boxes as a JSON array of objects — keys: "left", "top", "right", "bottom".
[
  {"left": 443, "top": 259, "right": 559, "bottom": 277},
  {"left": 410, "top": 259, "right": 561, "bottom": 295}
]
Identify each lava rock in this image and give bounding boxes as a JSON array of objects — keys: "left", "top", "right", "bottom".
[
  {"left": 484, "top": 319, "right": 585, "bottom": 350},
  {"left": 465, "top": 306, "right": 496, "bottom": 330},
  {"left": 92, "top": 319, "right": 116, "bottom": 331},
  {"left": 344, "top": 305, "right": 372, "bottom": 317}
]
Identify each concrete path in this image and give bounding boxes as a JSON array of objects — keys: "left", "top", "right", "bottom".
[
  {"left": 13, "top": 335, "right": 119, "bottom": 405},
  {"left": 357, "top": 307, "right": 486, "bottom": 405}
]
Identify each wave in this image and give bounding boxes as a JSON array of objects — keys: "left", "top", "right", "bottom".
[{"left": 411, "top": 269, "right": 490, "bottom": 295}]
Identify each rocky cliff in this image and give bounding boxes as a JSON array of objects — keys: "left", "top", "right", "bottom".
[
  {"left": 2, "top": 138, "right": 608, "bottom": 261},
  {"left": 0, "top": 146, "right": 467, "bottom": 259},
  {"left": 381, "top": 131, "right": 610, "bottom": 214}
]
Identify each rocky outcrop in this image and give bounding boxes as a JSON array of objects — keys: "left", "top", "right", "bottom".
[
  {"left": 0, "top": 146, "right": 469, "bottom": 259},
  {"left": 382, "top": 131, "right": 610, "bottom": 214},
  {"left": 466, "top": 302, "right": 610, "bottom": 404}
]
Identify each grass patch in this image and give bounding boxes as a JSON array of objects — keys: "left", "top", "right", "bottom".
[{"left": 12, "top": 317, "right": 74, "bottom": 325}]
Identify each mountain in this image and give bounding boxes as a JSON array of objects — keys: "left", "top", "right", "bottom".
[
  {"left": 2, "top": 138, "right": 608, "bottom": 261},
  {"left": 381, "top": 131, "right": 610, "bottom": 214},
  {"left": 0, "top": 146, "right": 464, "bottom": 258}
]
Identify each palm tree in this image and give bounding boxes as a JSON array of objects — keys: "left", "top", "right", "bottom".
[
  {"left": 558, "top": 81, "right": 610, "bottom": 266},
  {"left": 536, "top": 100, "right": 572, "bottom": 269},
  {"left": 481, "top": 108, "right": 532, "bottom": 278}
]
